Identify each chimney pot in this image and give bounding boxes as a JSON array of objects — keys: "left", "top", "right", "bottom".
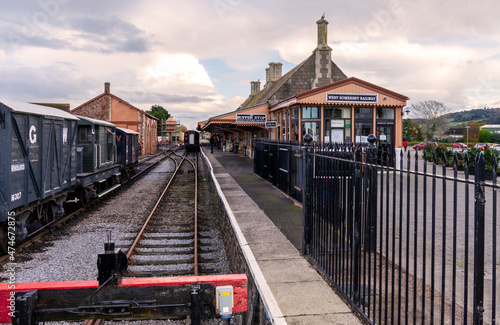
[
  {"left": 104, "top": 82, "right": 110, "bottom": 93},
  {"left": 250, "top": 81, "right": 261, "bottom": 95}
]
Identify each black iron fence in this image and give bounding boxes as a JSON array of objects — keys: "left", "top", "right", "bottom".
[{"left": 254, "top": 138, "right": 499, "bottom": 325}]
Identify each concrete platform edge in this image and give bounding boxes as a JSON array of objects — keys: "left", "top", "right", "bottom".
[{"left": 201, "top": 149, "right": 287, "bottom": 325}]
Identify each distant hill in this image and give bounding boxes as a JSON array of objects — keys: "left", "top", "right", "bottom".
[{"left": 443, "top": 107, "right": 500, "bottom": 125}]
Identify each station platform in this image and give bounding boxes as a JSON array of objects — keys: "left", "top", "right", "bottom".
[{"left": 202, "top": 147, "right": 362, "bottom": 325}]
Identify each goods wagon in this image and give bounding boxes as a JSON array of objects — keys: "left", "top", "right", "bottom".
[
  {"left": 74, "top": 116, "right": 121, "bottom": 201},
  {"left": 116, "top": 127, "right": 139, "bottom": 178},
  {"left": 0, "top": 101, "right": 78, "bottom": 252}
]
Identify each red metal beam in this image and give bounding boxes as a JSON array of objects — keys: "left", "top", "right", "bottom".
[{"left": 0, "top": 274, "right": 247, "bottom": 323}]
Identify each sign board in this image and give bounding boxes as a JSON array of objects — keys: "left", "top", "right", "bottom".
[
  {"left": 265, "top": 121, "right": 277, "bottom": 128},
  {"left": 236, "top": 114, "right": 267, "bottom": 123},
  {"left": 377, "top": 121, "right": 394, "bottom": 125},
  {"left": 330, "top": 120, "right": 345, "bottom": 128},
  {"left": 326, "top": 93, "right": 378, "bottom": 103}
]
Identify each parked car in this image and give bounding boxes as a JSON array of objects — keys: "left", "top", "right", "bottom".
[
  {"left": 475, "top": 143, "right": 486, "bottom": 149},
  {"left": 453, "top": 142, "right": 468, "bottom": 148},
  {"left": 413, "top": 141, "right": 438, "bottom": 150},
  {"left": 489, "top": 143, "right": 500, "bottom": 151}
]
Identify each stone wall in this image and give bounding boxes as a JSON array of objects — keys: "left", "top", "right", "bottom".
[{"left": 206, "top": 162, "right": 272, "bottom": 325}]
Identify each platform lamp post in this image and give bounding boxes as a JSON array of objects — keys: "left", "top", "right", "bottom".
[{"left": 466, "top": 126, "right": 470, "bottom": 146}]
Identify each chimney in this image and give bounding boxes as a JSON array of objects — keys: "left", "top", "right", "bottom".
[
  {"left": 250, "top": 81, "right": 261, "bottom": 96},
  {"left": 313, "top": 15, "right": 333, "bottom": 88},
  {"left": 268, "top": 63, "right": 276, "bottom": 81},
  {"left": 265, "top": 68, "right": 270, "bottom": 83},
  {"left": 275, "top": 63, "right": 282, "bottom": 79},
  {"left": 316, "top": 15, "right": 332, "bottom": 50},
  {"left": 104, "top": 82, "right": 110, "bottom": 93}
]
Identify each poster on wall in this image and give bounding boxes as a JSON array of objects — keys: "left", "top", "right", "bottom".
[
  {"left": 332, "top": 130, "right": 344, "bottom": 143},
  {"left": 355, "top": 136, "right": 368, "bottom": 143}
]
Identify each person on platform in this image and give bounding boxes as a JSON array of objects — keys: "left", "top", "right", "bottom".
[
  {"left": 210, "top": 136, "right": 214, "bottom": 153},
  {"left": 403, "top": 140, "right": 408, "bottom": 152}
]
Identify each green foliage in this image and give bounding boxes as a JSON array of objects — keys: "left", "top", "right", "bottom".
[
  {"left": 146, "top": 105, "right": 170, "bottom": 121},
  {"left": 492, "top": 133, "right": 500, "bottom": 143},
  {"left": 403, "top": 119, "right": 424, "bottom": 141},
  {"left": 479, "top": 130, "right": 492, "bottom": 143},
  {"left": 423, "top": 145, "right": 499, "bottom": 171}
]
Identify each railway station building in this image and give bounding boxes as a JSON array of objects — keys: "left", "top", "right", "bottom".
[
  {"left": 71, "top": 82, "right": 158, "bottom": 155},
  {"left": 201, "top": 16, "right": 408, "bottom": 156}
]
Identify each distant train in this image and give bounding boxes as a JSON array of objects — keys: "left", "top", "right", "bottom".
[
  {"left": 0, "top": 101, "right": 139, "bottom": 253},
  {"left": 184, "top": 130, "right": 200, "bottom": 152}
]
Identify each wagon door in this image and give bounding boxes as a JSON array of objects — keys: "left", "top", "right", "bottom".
[{"left": 42, "top": 118, "right": 63, "bottom": 197}]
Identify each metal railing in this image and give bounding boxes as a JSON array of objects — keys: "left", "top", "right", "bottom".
[{"left": 254, "top": 138, "right": 499, "bottom": 324}]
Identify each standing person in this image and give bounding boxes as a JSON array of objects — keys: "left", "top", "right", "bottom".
[
  {"left": 403, "top": 140, "right": 408, "bottom": 152},
  {"left": 210, "top": 136, "right": 214, "bottom": 153}
]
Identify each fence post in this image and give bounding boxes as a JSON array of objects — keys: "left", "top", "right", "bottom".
[
  {"left": 473, "top": 153, "right": 485, "bottom": 325},
  {"left": 302, "top": 134, "right": 313, "bottom": 255},
  {"left": 353, "top": 147, "right": 363, "bottom": 304},
  {"left": 253, "top": 139, "right": 259, "bottom": 175},
  {"left": 365, "top": 135, "right": 378, "bottom": 253}
]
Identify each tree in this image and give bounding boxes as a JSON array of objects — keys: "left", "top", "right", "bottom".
[
  {"left": 409, "top": 100, "right": 450, "bottom": 140},
  {"left": 403, "top": 119, "right": 424, "bottom": 141},
  {"left": 479, "top": 130, "right": 492, "bottom": 143},
  {"left": 146, "top": 105, "right": 170, "bottom": 121},
  {"left": 468, "top": 120, "right": 485, "bottom": 142}
]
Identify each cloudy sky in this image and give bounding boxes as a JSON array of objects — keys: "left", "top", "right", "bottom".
[{"left": 1, "top": 0, "right": 500, "bottom": 128}]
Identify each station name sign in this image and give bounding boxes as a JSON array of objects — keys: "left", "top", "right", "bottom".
[
  {"left": 326, "top": 93, "right": 378, "bottom": 103},
  {"left": 265, "top": 121, "right": 277, "bottom": 128},
  {"left": 236, "top": 114, "right": 267, "bottom": 123}
]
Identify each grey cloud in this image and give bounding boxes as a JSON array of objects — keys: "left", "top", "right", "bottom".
[
  {"left": 62, "top": 16, "right": 150, "bottom": 53},
  {"left": 139, "top": 93, "right": 216, "bottom": 104},
  {"left": 1, "top": 14, "right": 150, "bottom": 53}
]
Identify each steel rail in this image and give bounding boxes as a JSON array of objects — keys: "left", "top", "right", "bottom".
[
  {"left": 194, "top": 153, "right": 198, "bottom": 276},
  {"left": 126, "top": 152, "right": 191, "bottom": 260}
]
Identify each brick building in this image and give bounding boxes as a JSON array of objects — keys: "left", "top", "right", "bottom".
[
  {"left": 201, "top": 16, "right": 408, "bottom": 158},
  {"left": 201, "top": 16, "right": 348, "bottom": 155},
  {"left": 71, "top": 83, "right": 158, "bottom": 155},
  {"left": 241, "top": 17, "right": 347, "bottom": 109}
]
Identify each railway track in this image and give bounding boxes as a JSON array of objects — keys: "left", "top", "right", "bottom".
[
  {"left": 0, "top": 148, "right": 177, "bottom": 264},
  {"left": 118, "top": 150, "right": 227, "bottom": 278}
]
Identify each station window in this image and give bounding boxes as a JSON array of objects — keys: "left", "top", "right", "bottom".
[
  {"left": 290, "top": 107, "right": 299, "bottom": 141},
  {"left": 354, "top": 122, "right": 373, "bottom": 143},
  {"left": 302, "top": 121, "right": 320, "bottom": 141},
  {"left": 376, "top": 107, "right": 395, "bottom": 119},
  {"left": 302, "top": 106, "right": 319, "bottom": 119},
  {"left": 354, "top": 107, "right": 373, "bottom": 119},
  {"left": 325, "top": 106, "right": 351, "bottom": 119}
]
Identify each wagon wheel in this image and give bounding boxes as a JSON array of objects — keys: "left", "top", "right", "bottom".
[
  {"left": 36, "top": 203, "right": 52, "bottom": 225},
  {"left": 0, "top": 223, "right": 8, "bottom": 255}
]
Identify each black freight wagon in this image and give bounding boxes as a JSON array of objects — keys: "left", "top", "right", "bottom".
[
  {"left": 0, "top": 101, "right": 78, "bottom": 252},
  {"left": 115, "top": 127, "right": 139, "bottom": 178}
]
